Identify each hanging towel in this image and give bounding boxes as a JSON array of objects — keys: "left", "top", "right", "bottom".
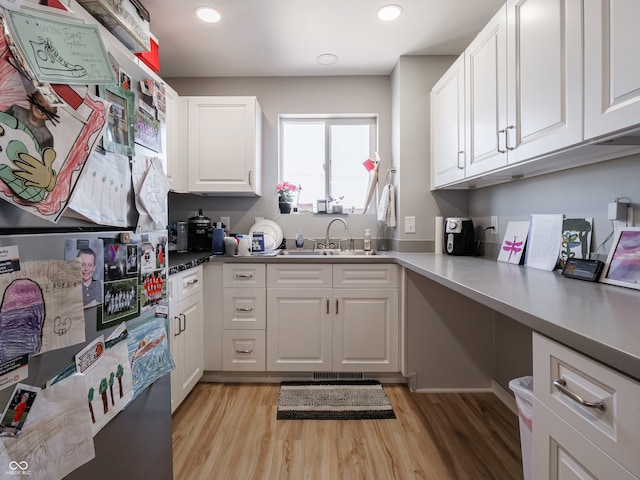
[{"left": 377, "top": 184, "right": 396, "bottom": 227}]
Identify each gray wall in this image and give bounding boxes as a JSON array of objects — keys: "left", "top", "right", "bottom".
[
  {"left": 469, "top": 154, "right": 639, "bottom": 259},
  {"left": 167, "top": 64, "right": 472, "bottom": 248},
  {"left": 391, "top": 56, "right": 469, "bottom": 251},
  {"left": 166, "top": 76, "right": 392, "bottom": 243}
]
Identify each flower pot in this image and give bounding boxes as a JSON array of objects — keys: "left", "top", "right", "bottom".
[{"left": 279, "top": 202, "right": 292, "bottom": 214}]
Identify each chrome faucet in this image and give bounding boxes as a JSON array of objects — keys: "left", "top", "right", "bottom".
[{"left": 322, "top": 217, "right": 349, "bottom": 249}]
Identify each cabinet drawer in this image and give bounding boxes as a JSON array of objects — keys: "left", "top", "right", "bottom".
[
  {"left": 533, "top": 399, "right": 638, "bottom": 480},
  {"left": 533, "top": 333, "right": 640, "bottom": 476},
  {"left": 223, "top": 264, "right": 265, "bottom": 287},
  {"left": 332, "top": 264, "right": 397, "bottom": 288},
  {"left": 176, "top": 266, "right": 203, "bottom": 302},
  {"left": 223, "top": 288, "right": 266, "bottom": 330},
  {"left": 267, "top": 264, "right": 332, "bottom": 287},
  {"left": 222, "top": 330, "right": 265, "bottom": 371}
]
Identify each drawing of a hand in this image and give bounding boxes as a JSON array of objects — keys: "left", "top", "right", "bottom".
[{"left": 13, "top": 147, "right": 57, "bottom": 192}]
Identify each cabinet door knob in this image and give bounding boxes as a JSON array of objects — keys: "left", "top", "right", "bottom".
[{"left": 553, "top": 379, "right": 605, "bottom": 411}]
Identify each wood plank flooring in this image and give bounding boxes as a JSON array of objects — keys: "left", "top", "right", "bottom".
[{"left": 172, "top": 383, "right": 524, "bottom": 480}]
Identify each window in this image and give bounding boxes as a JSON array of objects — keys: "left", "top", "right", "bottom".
[{"left": 279, "top": 115, "right": 377, "bottom": 213}]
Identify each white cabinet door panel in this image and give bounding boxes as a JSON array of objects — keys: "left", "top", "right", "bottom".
[
  {"left": 266, "top": 289, "right": 332, "bottom": 371},
  {"left": 585, "top": 0, "right": 640, "bottom": 139},
  {"left": 506, "top": 0, "right": 583, "bottom": 163}
]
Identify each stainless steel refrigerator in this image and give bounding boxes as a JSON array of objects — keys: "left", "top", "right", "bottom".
[{"left": 0, "top": 204, "right": 173, "bottom": 478}]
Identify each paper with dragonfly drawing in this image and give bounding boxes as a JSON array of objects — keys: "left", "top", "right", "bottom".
[{"left": 498, "top": 221, "right": 530, "bottom": 264}]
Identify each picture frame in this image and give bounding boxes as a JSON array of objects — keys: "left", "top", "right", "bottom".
[
  {"left": 600, "top": 227, "right": 640, "bottom": 290},
  {"left": 99, "top": 84, "right": 135, "bottom": 156},
  {"left": 119, "top": 67, "right": 132, "bottom": 90}
]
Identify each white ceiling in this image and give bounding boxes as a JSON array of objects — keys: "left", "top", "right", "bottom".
[{"left": 144, "top": 0, "right": 505, "bottom": 78}]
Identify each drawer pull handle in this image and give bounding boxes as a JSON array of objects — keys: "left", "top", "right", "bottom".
[
  {"left": 236, "top": 349, "right": 253, "bottom": 354},
  {"left": 235, "top": 273, "right": 254, "bottom": 279},
  {"left": 553, "top": 379, "right": 605, "bottom": 412},
  {"left": 184, "top": 279, "right": 198, "bottom": 286},
  {"left": 236, "top": 307, "right": 254, "bottom": 312}
]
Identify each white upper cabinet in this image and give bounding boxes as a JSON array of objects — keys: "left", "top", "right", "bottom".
[
  {"left": 584, "top": 0, "right": 640, "bottom": 139},
  {"left": 431, "top": 55, "right": 466, "bottom": 187},
  {"left": 505, "top": 0, "right": 583, "bottom": 164},
  {"left": 464, "top": 4, "right": 508, "bottom": 178},
  {"left": 464, "top": 0, "right": 583, "bottom": 178},
  {"left": 433, "top": 0, "right": 605, "bottom": 189},
  {"left": 186, "top": 96, "right": 262, "bottom": 195}
]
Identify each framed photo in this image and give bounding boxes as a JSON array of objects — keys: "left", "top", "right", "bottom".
[
  {"left": 99, "top": 84, "right": 135, "bottom": 156},
  {"left": 600, "top": 227, "right": 640, "bottom": 290},
  {"left": 119, "top": 68, "right": 132, "bottom": 90}
]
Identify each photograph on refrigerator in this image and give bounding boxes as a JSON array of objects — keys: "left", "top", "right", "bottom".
[{"left": 65, "top": 238, "right": 104, "bottom": 308}]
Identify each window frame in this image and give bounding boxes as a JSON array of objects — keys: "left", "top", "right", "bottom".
[{"left": 278, "top": 114, "right": 378, "bottom": 212}]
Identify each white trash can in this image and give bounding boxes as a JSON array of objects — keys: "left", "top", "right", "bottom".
[{"left": 509, "top": 376, "right": 534, "bottom": 480}]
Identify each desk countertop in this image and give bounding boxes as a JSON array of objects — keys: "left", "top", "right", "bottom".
[{"left": 395, "top": 254, "right": 640, "bottom": 382}]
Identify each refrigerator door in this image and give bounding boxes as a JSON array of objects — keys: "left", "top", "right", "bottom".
[{"left": 0, "top": 232, "right": 172, "bottom": 479}]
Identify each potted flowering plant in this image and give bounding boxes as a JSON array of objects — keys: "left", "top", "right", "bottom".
[
  {"left": 276, "top": 181, "right": 299, "bottom": 213},
  {"left": 328, "top": 195, "right": 344, "bottom": 214}
]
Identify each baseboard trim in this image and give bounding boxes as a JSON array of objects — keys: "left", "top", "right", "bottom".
[
  {"left": 200, "top": 371, "right": 407, "bottom": 384},
  {"left": 412, "top": 382, "right": 517, "bottom": 414},
  {"left": 492, "top": 380, "right": 517, "bottom": 415},
  {"left": 413, "top": 387, "right": 494, "bottom": 393}
]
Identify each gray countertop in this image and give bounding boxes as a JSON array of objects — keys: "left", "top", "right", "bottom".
[
  {"left": 168, "top": 250, "right": 640, "bottom": 381},
  {"left": 395, "top": 254, "right": 640, "bottom": 382}
]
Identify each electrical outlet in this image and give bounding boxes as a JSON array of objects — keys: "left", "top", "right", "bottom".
[
  {"left": 221, "top": 216, "right": 230, "bottom": 231},
  {"left": 404, "top": 216, "right": 416, "bottom": 234},
  {"left": 490, "top": 216, "right": 499, "bottom": 234}
]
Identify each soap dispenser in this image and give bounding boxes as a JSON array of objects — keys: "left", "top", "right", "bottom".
[
  {"left": 363, "top": 229, "right": 372, "bottom": 251},
  {"left": 295, "top": 231, "right": 304, "bottom": 249},
  {"left": 211, "top": 222, "right": 225, "bottom": 255}
]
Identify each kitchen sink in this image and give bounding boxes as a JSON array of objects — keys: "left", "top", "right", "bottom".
[
  {"left": 279, "top": 249, "right": 385, "bottom": 257},
  {"left": 332, "top": 250, "right": 385, "bottom": 256},
  {"left": 278, "top": 250, "right": 329, "bottom": 256}
]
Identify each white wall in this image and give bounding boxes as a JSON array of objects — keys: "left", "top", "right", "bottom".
[{"left": 167, "top": 76, "right": 392, "bottom": 243}]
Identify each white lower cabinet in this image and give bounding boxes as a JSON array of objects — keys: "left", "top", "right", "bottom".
[
  {"left": 532, "top": 333, "right": 640, "bottom": 479},
  {"left": 266, "top": 264, "right": 399, "bottom": 373},
  {"left": 267, "top": 287, "right": 333, "bottom": 371},
  {"left": 333, "top": 288, "right": 398, "bottom": 372},
  {"left": 168, "top": 266, "right": 204, "bottom": 414},
  {"left": 222, "top": 264, "right": 266, "bottom": 371}
]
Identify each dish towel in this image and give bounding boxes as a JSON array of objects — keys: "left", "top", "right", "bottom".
[{"left": 377, "top": 184, "right": 396, "bottom": 227}]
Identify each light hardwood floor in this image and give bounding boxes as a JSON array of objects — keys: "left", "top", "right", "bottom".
[{"left": 172, "top": 383, "right": 524, "bottom": 480}]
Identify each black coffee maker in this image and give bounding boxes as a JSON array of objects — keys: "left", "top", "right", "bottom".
[
  {"left": 187, "top": 209, "right": 212, "bottom": 252},
  {"left": 444, "top": 217, "right": 475, "bottom": 255}
]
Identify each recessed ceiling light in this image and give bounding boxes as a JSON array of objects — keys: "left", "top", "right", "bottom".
[
  {"left": 377, "top": 4, "right": 403, "bottom": 21},
  {"left": 195, "top": 6, "right": 221, "bottom": 23},
  {"left": 316, "top": 53, "right": 338, "bottom": 66}
]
